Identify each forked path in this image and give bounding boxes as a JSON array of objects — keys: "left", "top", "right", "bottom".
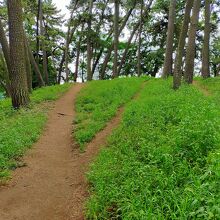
[{"left": 0, "top": 83, "right": 127, "bottom": 220}]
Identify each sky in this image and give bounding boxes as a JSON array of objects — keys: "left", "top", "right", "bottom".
[{"left": 53, "top": 0, "right": 70, "bottom": 19}]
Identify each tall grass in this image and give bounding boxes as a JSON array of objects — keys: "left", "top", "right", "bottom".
[
  {"left": 74, "top": 78, "right": 145, "bottom": 149},
  {"left": 0, "top": 84, "right": 71, "bottom": 180},
  {"left": 86, "top": 79, "right": 220, "bottom": 219}
]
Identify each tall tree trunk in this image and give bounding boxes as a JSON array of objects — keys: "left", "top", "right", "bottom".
[
  {"left": 36, "top": 0, "right": 40, "bottom": 64},
  {"left": 7, "top": 0, "right": 30, "bottom": 108},
  {"left": 58, "top": 21, "right": 80, "bottom": 83},
  {"left": 92, "top": 29, "right": 113, "bottom": 76},
  {"left": 87, "top": 0, "right": 93, "bottom": 81},
  {"left": 26, "top": 37, "right": 45, "bottom": 87},
  {"left": 173, "top": 0, "right": 193, "bottom": 89},
  {"left": 58, "top": 53, "right": 65, "bottom": 84},
  {"left": 74, "top": 24, "right": 84, "bottom": 83},
  {"left": 64, "top": 0, "right": 79, "bottom": 82},
  {"left": 24, "top": 39, "right": 32, "bottom": 92},
  {"left": 0, "top": 50, "right": 11, "bottom": 96},
  {"left": 39, "top": 0, "right": 49, "bottom": 85},
  {"left": 113, "top": 0, "right": 119, "bottom": 78},
  {"left": 0, "top": 19, "right": 11, "bottom": 94},
  {"left": 117, "top": 0, "right": 153, "bottom": 76},
  {"left": 201, "top": 0, "right": 211, "bottom": 78},
  {"left": 0, "top": 19, "right": 11, "bottom": 75},
  {"left": 137, "top": 0, "right": 144, "bottom": 77},
  {"left": 184, "top": 0, "right": 201, "bottom": 84},
  {"left": 99, "top": 4, "right": 136, "bottom": 80},
  {"left": 74, "top": 40, "right": 81, "bottom": 82},
  {"left": 162, "top": 0, "right": 176, "bottom": 78}
]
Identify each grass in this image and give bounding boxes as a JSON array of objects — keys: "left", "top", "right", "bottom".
[
  {"left": 0, "top": 84, "right": 71, "bottom": 180},
  {"left": 195, "top": 77, "right": 220, "bottom": 97},
  {"left": 74, "top": 77, "right": 145, "bottom": 149},
  {"left": 86, "top": 79, "right": 220, "bottom": 219}
]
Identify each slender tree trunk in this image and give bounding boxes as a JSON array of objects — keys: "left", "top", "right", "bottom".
[
  {"left": 82, "top": 52, "right": 85, "bottom": 83},
  {"left": 0, "top": 19, "right": 11, "bottom": 94},
  {"left": 26, "top": 38, "right": 45, "bottom": 87},
  {"left": 24, "top": 39, "right": 32, "bottom": 92},
  {"left": 74, "top": 24, "right": 84, "bottom": 83},
  {"left": 173, "top": 0, "right": 193, "bottom": 89},
  {"left": 92, "top": 30, "right": 113, "bottom": 75},
  {"left": 0, "top": 19, "right": 11, "bottom": 75},
  {"left": 184, "top": 0, "right": 201, "bottom": 84},
  {"left": 64, "top": 0, "right": 79, "bottom": 82},
  {"left": 36, "top": 0, "right": 40, "bottom": 64},
  {"left": 99, "top": 4, "right": 136, "bottom": 79},
  {"left": 137, "top": 0, "right": 144, "bottom": 77},
  {"left": 58, "top": 53, "right": 65, "bottom": 84},
  {"left": 58, "top": 22, "right": 80, "bottom": 83},
  {"left": 7, "top": 0, "right": 30, "bottom": 108},
  {"left": 113, "top": 0, "right": 119, "bottom": 78},
  {"left": 117, "top": 0, "right": 153, "bottom": 76},
  {"left": 201, "top": 0, "right": 211, "bottom": 78},
  {"left": 162, "top": 0, "right": 176, "bottom": 78},
  {"left": 0, "top": 50, "right": 11, "bottom": 96},
  {"left": 74, "top": 40, "right": 81, "bottom": 82},
  {"left": 39, "top": 0, "right": 49, "bottom": 85},
  {"left": 87, "top": 0, "right": 94, "bottom": 81}
]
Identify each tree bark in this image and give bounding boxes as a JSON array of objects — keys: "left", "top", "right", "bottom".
[
  {"left": 39, "top": 0, "right": 49, "bottom": 85},
  {"left": 201, "top": 0, "right": 211, "bottom": 78},
  {"left": 99, "top": 3, "right": 136, "bottom": 79},
  {"left": 24, "top": 38, "right": 32, "bottom": 92},
  {"left": 117, "top": 0, "right": 153, "bottom": 76},
  {"left": 137, "top": 0, "right": 144, "bottom": 77},
  {"left": 26, "top": 38, "right": 45, "bottom": 87},
  {"left": 184, "top": 0, "right": 201, "bottom": 84},
  {"left": 64, "top": 0, "right": 79, "bottom": 82},
  {"left": 0, "top": 50, "right": 11, "bottom": 96},
  {"left": 7, "top": 0, "right": 30, "bottom": 108},
  {"left": 0, "top": 19, "right": 11, "bottom": 75},
  {"left": 113, "top": 0, "right": 119, "bottom": 78},
  {"left": 162, "top": 0, "right": 176, "bottom": 78},
  {"left": 173, "top": 0, "right": 193, "bottom": 89},
  {"left": 74, "top": 24, "right": 84, "bottom": 82},
  {"left": 87, "top": 0, "right": 94, "bottom": 81}
]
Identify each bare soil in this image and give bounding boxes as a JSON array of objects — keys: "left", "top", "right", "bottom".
[{"left": 0, "top": 83, "right": 125, "bottom": 220}]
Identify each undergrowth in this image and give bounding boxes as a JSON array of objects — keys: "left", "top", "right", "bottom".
[
  {"left": 86, "top": 79, "right": 220, "bottom": 219},
  {"left": 74, "top": 77, "right": 145, "bottom": 149},
  {"left": 0, "top": 84, "right": 71, "bottom": 180}
]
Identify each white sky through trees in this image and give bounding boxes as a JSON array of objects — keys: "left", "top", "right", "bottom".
[{"left": 53, "top": 0, "right": 70, "bottom": 19}]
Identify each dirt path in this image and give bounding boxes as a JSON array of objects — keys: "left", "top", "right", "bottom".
[
  {"left": 0, "top": 83, "right": 127, "bottom": 220},
  {"left": 193, "top": 81, "right": 211, "bottom": 96}
]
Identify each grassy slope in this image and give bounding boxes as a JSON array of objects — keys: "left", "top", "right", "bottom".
[
  {"left": 0, "top": 84, "right": 71, "bottom": 180},
  {"left": 74, "top": 78, "right": 145, "bottom": 149},
  {"left": 196, "top": 77, "right": 220, "bottom": 97},
  {"left": 86, "top": 79, "right": 220, "bottom": 219}
]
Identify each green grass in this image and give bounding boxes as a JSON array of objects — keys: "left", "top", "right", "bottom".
[
  {"left": 0, "top": 84, "right": 71, "bottom": 180},
  {"left": 196, "top": 77, "right": 220, "bottom": 96},
  {"left": 86, "top": 79, "right": 220, "bottom": 219},
  {"left": 74, "top": 77, "right": 145, "bottom": 149}
]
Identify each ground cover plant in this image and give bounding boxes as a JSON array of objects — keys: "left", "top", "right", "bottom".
[
  {"left": 0, "top": 84, "right": 71, "bottom": 180},
  {"left": 195, "top": 77, "right": 220, "bottom": 97},
  {"left": 86, "top": 79, "right": 220, "bottom": 219},
  {"left": 74, "top": 77, "right": 145, "bottom": 149}
]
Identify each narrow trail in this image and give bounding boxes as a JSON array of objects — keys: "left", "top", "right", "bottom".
[
  {"left": 193, "top": 81, "right": 211, "bottom": 96},
  {"left": 0, "top": 82, "right": 145, "bottom": 220}
]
